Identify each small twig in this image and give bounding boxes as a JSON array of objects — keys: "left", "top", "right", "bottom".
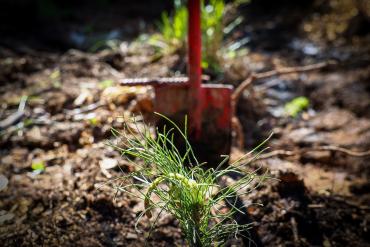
[
  {"left": 103, "top": 63, "right": 125, "bottom": 78},
  {"left": 307, "top": 204, "right": 325, "bottom": 209},
  {"left": 65, "top": 102, "right": 104, "bottom": 116},
  {"left": 232, "top": 62, "right": 329, "bottom": 109},
  {"left": 18, "top": 96, "right": 28, "bottom": 112},
  {"left": 317, "top": 145, "right": 370, "bottom": 157},
  {"left": 231, "top": 117, "right": 245, "bottom": 149},
  {"left": 290, "top": 217, "right": 299, "bottom": 247},
  {"left": 231, "top": 75, "right": 253, "bottom": 109},
  {"left": 0, "top": 112, "right": 24, "bottom": 130},
  {"left": 0, "top": 96, "right": 28, "bottom": 130},
  {"left": 255, "top": 146, "right": 370, "bottom": 160},
  {"left": 256, "top": 150, "right": 296, "bottom": 160}
]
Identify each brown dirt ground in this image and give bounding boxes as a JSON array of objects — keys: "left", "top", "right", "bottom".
[{"left": 1, "top": 0, "right": 370, "bottom": 246}]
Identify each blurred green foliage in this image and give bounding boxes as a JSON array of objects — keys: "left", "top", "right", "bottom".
[
  {"left": 99, "top": 79, "right": 114, "bottom": 89},
  {"left": 146, "top": 0, "right": 249, "bottom": 72},
  {"left": 31, "top": 161, "right": 45, "bottom": 172},
  {"left": 147, "top": 1, "right": 188, "bottom": 56},
  {"left": 284, "top": 96, "right": 310, "bottom": 117},
  {"left": 201, "top": 0, "right": 225, "bottom": 71}
]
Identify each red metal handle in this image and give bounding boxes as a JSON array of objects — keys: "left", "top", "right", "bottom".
[
  {"left": 188, "top": 0, "right": 202, "bottom": 90},
  {"left": 188, "top": 0, "right": 202, "bottom": 137}
]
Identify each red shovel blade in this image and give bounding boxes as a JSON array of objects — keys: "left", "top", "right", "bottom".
[
  {"left": 153, "top": 83, "right": 233, "bottom": 166},
  {"left": 196, "top": 84, "right": 233, "bottom": 165}
]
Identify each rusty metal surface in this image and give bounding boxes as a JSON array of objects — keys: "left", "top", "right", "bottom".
[
  {"left": 153, "top": 86, "right": 190, "bottom": 116},
  {"left": 153, "top": 84, "right": 233, "bottom": 130},
  {"left": 200, "top": 85, "right": 233, "bottom": 130}
]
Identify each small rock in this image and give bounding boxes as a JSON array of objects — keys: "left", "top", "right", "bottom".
[
  {"left": 100, "top": 158, "right": 118, "bottom": 170},
  {"left": 0, "top": 174, "right": 8, "bottom": 191},
  {"left": 73, "top": 90, "right": 92, "bottom": 106},
  {"left": 126, "top": 232, "right": 138, "bottom": 240}
]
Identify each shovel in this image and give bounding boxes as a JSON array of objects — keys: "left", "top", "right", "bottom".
[{"left": 121, "top": 0, "right": 233, "bottom": 166}]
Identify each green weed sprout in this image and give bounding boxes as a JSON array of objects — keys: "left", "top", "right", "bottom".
[
  {"left": 284, "top": 96, "right": 310, "bottom": 117},
  {"left": 147, "top": 0, "right": 188, "bottom": 56},
  {"left": 110, "top": 115, "right": 269, "bottom": 246},
  {"left": 201, "top": 0, "right": 225, "bottom": 71}
]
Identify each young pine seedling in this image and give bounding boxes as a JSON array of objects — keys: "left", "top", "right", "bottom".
[{"left": 110, "top": 115, "right": 270, "bottom": 247}]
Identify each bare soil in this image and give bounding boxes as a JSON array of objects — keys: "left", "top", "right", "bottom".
[{"left": 0, "top": 0, "right": 369, "bottom": 246}]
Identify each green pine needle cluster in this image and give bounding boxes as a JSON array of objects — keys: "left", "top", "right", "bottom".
[{"left": 109, "top": 114, "right": 269, "bottom": 247}]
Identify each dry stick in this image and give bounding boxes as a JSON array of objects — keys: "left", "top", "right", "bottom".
[
  {"left": 318, "top": 145, "right": 370, "bottom": 157},
  {"left": 231, "top": 62, "right": 330, "bottom": 148},
  {"left": 256, "top": 146, "right": 370, "bottom": 160},
  {"left": 231, "top": 117, "right": 245, "bottom": 149},
  {"left": 0, "top": 96, "right": 28, "bottom": 130},
  {"left": 255, "top": 150, "right": 296, "bottom": 159},
  {"left": 232, "top": 61, "right": 329, "bottom": 110},
  {"left": 290, "top": 217, "right": 300, "bottom": 247}
]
